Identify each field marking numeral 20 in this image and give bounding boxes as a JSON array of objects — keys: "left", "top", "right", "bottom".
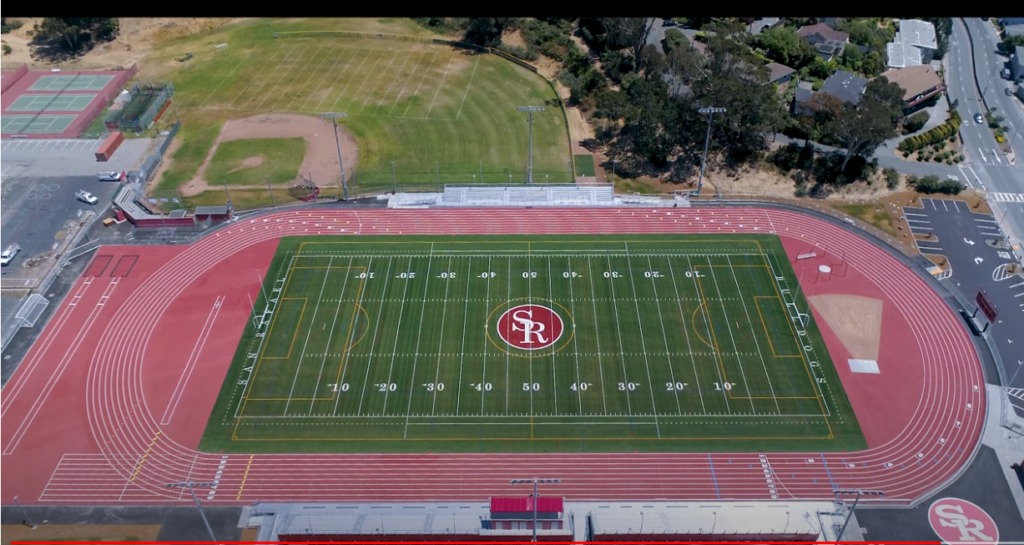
[
  {"left": 376, "top": 383, "right": 397, "bottom": 392},
  {"left": 397, "top": 272, "right": 416, "bottom": 279},
  {"left": 644, "top": 271, "right": 663, "bottom": 278},
  {"left": 666, "top": 382, "right": 687, "bottom": 391}
]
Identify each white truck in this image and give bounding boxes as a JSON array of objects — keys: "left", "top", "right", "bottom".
[{"left": 1, "top": 243, "right": 21, "bottom": 266}]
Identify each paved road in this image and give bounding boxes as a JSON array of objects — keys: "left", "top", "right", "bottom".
[{"left": 963, "top": 17, "right": 1024, "bottom": 159}]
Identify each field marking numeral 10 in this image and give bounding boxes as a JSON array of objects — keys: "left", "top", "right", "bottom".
[
  {"left": 714, "top": 382, "right": 735, "bottom": 391},
  {"left": 479, "top": 272, "right": 497, "bottom": 278},
  {"left": 423, "top": 382, "right": 444, "bottom": 391},
  {"left": 376, "top": 383, "right": 397, "bottom": 392},
  {"left": 329, "top": 383, "right": 350, "bottom": 393},
  {"left": 438, "top": 272, "right": 455, "bottom": 279},
  {"left": 603, "top": 271, "right": 621, "bottom": 278},
  {"left": 523, "top": 271, "right": 537, "bottom": 278},
  {"left": 618, "top": 382, "right": 639, "bottom": 391},
  {"left": 570, "top": 382, "right": 591, "bottom": 391},
  {"left": 357, "top": 272, "right": 375, "bottom": 279},
  {"left": 471, "top": 382, "right": 493, "bottom": 391},
  {"left": 684, "top": 270, "right": 703, "bottom": 278},
  {"left": 523, "top": 382, "right": 540, "bottom": 391}
]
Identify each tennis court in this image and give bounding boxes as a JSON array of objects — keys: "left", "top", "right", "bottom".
[
  {"left": 0, "top": 115, "right": 77, "bottom": 134},
  {"left": 5, "top": 94, "right": 96, "bottom": 112},
  {"left": 28, "top": 74, "right": 113, "bottom": 92}
]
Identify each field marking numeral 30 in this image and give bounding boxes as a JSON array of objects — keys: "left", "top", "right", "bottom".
[
  {"left": 438, "top": 272, "right": 455, "bottom": 279},
  {"left": 618, "top": 382, "right": 639, "bottom": 391},
  {"left": 603, "top": 271, "right": 621, "bottom": 278},
  {"left": 423, "top": 382, "right": 445, "bottom": 391}
]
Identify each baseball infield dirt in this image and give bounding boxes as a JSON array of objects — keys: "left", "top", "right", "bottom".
[
  {"left": 808, "top": 294, "right": 883, "bottom": 361},
  {"left": 179, "top": 113, "right": 358, "bottom": 198}
]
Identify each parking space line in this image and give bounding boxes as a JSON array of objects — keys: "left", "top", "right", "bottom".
[
  {"left": 980, "top": 231, "right": 1002, "bottom": 236},
  {"left": 975, "top": 218, "right": 997, "bottom": 223},
  {"left": 1015, "top": 292, "right": 1024, "bottom": 298},
  {"left": 906, "top": 218, "right": 931, "bottom": 223},
  {"left": 909, "top": 226, "right": 934, "bottom": 231},
  {"left": 917, "top": 247, "right": 944, "bottom": 251},
  {"left": 904, "top": 212, "right": 929, "bottom": 217},
  {"left": 1010, "top": 281, "right": 1024, "bottom": 288}
]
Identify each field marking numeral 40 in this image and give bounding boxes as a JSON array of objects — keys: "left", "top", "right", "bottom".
[
  {"left": 471, "top": 382, "right": 493, "bottom": 391},
  {"left": 329, "top": 383, "right": 350, "bottom": 393},
  {"left": 376, "top": 383, "right": 397, "bottom": 392},
  {"left": 423, "top": 382, "right": 444, "bottom": 391},
  {"left": 570, "top": 382, "right": 591, "bottom": 391}
]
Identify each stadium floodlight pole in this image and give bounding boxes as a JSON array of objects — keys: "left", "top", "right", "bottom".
[
  {"left": 318, "top": 113, "right": 348, "bottom": 200},
  {"left": 696, "top": 106, "right": 726, "bottom": 195},
  {"left": 517, "top": 106, "right": 545, "bottom": 185},
  {"left": 391, "top": 161, "right": 397, "bottom": 194},
  {"left": 222, "top": 181, "right": 232, "bottom": 211},
  {"left": 266, "top": 175, "right": 276, "bottom": 207},
  {"left": 13, "top": 496, "right": 36, "bottom": 529},
  {"left": 834, "top": 489, "right": 884, "bottom": 540},
  {"left": 167, "top": 482, "right": 218, "bottom": 542},
  {"left": 510, "top": 478, "right": 560, "bottom": 542}
]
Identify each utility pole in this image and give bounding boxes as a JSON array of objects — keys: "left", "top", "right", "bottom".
[
  {"left": 167, "top": 482, "right": 218, "bottom": 542},
  {"left": 13, "top": 496, "right": 36, "bottom": 529},
  {"left": 222, "top": 181, "right": 231, "bottom": 211},
  {"left": 510, "top": 478, "right": 560, "bottom": 542},
  {"left": 696, "top": 106, "right": 726, "bottom": 195},
  {"left": 266, "top": 175, "right": 275, "bottom": 207},
  {"left": 834, "top": 489, "right": 884, "bottom": 540},
  {"left": 391, "top": 161, "right": 397, "bottom": 194},
  {"left": 517, "top": 106, "right": 544, "bottom": 185},
  {"left": 318, "top": 112, "right": 348, "bottom": 200}
]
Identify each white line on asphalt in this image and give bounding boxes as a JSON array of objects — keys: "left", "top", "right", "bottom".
[
  {"left": 1010, "top": 281, "right": 1024, "bottom": 288},
  {"left": 993, "top": 149, "right": 1002, "bottom": 164},
  {"left": 904, "top": 212, "right": 929, "bottom": 217},
  {"left": 975, "top": 218, "right": 997, "bottom": 223},
  {"left": 906, "top": 218, "right": 931, "bottom": 223},
  {"left": 909, "top": 226, "right": 934, "bottom": 231},
  {"left": 958, "top": 166, "right": 975, "bottom": 188}
]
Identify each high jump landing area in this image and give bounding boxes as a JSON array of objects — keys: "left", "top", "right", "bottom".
[{"left": 0, "top": 207, "right": 984, "bottom": 507}]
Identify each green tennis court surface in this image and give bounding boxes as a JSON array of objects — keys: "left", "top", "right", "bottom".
[
  {"left": 0, "top": 115, "right": 76, "bottom": 134},
  {"left": 201, "top": 234, "right": 865, "bottom": 454},
  {"left": 5, "top": 94, "right": 96, "bottom": 112},
  {"left": 28, "top": 74, "right": 113, "bottom": 91}
]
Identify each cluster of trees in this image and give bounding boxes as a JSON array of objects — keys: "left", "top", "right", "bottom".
[
  {"left": 901, "top": 110, "right": 930, "bottom": 134},
  {"left": 907, "top": 174, "right": 963, "bottom": 195},
  {"left": 29, "top": 18, "right": 119, "bottom": 60},
  {"left": 897, "top": 110, "right": 961, "bottom": 153}
]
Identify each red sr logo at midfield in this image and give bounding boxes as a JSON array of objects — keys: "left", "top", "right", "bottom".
[{"left": 497, "top": 304, "right": 564, "bottom": 350}]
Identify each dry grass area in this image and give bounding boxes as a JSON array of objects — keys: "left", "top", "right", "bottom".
[
  {"left": 0, "top": 18, "right": 245, "bottom": 71},
  {"left": 1, "top": 524, "right": 161, "bottom": 544}
]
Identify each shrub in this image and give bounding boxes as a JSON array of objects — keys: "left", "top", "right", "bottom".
[
  {"left": 812, "top": 80, "right": 823, "bottom": 91},
  {"left": 884, "top": 167, "right": 900, "bottom": 189},
  {"left": 902, "top": 110, "right": 929, "bottom": 134},
  {"left": 1, "top": 42, "right": 9, "bottom": 56},
  {"left": 908, "top": 175, "right": 963, "bottom": 195}
]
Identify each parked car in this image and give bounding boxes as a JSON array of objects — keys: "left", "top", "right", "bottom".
[
  {"left": 76, "top": 189, "right": 99, "bottom": 204},
  {"left": 662, "top": 19, "right": 677, "bottom": 27},
  {"left": 1007, "top": 87, "right": 1015, "bottom": 96},
  {"left": 98, "top": 171, "right": 123, "bottom": 182},
  {"left": 975, "top": 113, "right": 985, "bottom": 124},
  {"left": 1002, "top": 68, "right": 1012, "bottom": 79},
  {"left": 1, "top": 243, "right": 21, "bottom": 266}
]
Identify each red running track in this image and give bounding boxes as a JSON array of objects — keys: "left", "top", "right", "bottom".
[{"left": 0, "top": 208, "right": 985, "bottom": 506}]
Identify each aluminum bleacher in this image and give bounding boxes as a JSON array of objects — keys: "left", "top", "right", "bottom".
[{"left": 436, "top": 184, "right": 619, "bottom": 207}]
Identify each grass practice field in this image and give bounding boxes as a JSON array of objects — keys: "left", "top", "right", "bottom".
[
  {"left": 201, "top": 234, "right": 865, "bottom": 453},
  {"left": 148, "top": 19, "right": 570, "bottom": 204}
]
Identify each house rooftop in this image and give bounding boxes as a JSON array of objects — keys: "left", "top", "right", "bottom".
[
  {"left": 765, "top": 62, "right": 796, "bottom": 82},
  {"left": 879, "top": 65, "right": 943, "bottom": 101},
  {"left": 820, "top": 69, "right": 869, "bottom": 104},
  {"left": 796, "top": 23, "right": 849, "bottom": 43},
  {"left": 887, "top": 37, "right": 923, "bottom": 69},
  {"left": 748, "top": 18, "right": 780, "bottom": 35},
  {"left": 1006, "top": 25, "right": 1024, "bottom": 37},
  {"left": 896, "top": 19, "right": 937, "bottom": 49}
]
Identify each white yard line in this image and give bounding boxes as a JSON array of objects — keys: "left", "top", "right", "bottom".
[
  {"left": 726, "top": 255, "right": 781, "bottom": 414},
  {"left": 359, "top": 51, "right": 400, "bottom": 114},
  {"left": 686, "top": 255, "right": 730, "bottom": 413},
  {"left": 320, "top": 49, "right": 369, "bottom": 113},
  {"left": 585, "top": 257, "right": 609, "bottom": 414},
  {"left": 624, "top": 243, "right": 661, "bottom": 435},
  {"left": 646, "top": 256, "right": 682, "bottom": 414},
  {"left": 302, "top": 48, "right": 349, "bottom": 112},
  {"left": 454, "top": 256, "right": 473, "bottom": 416},
  {"left": 283, "top": 256, "right": 333, "bottom": 414},
  {"left": 388, "top": 50, "right": 428, "bottom": 117},
  {"left": 314, "top": 257, "right": 357, "bottom": 415},
  {"left": 243, "top": 44, "right": 303, "bottom": 109},
  {"left": 665, "top": 257, "right": 707, "bottom": 414},
  {"left": 430, "top": 253, "right": 456, "bottom": 416},
  {"left": 505, "top": 257, "right": 512, "bottom": 415},
  {"left": 425, "top": 53, "right": 456, "bottom": 119},
  {"left": 353, "top": 257, "right": 396, "bottom": 415},
  {"left": 402, "top": 50, "right": 440, "bottom": 118},
  {"left": 338, "top": 50, "right": 383, "bottom": 114},
  {"left": 604, "top": 254, "right": 634, "bottom": 416},
  {"left": 286, "top": 46, "right": 335, "bottom": 112},
  {"left": 374, "top": 50, "right": 416, "bottom": 116},
  {"left": 566, "top": 257, "right": 584, "bottom": 413},
  {"left": 259, "top": 44, "right": 316, "bottom": 111},
  {"left": 454, "top": 56, "right": 481, "bottom": 121},
  {"left": 403, "top": 244, "right": 435, "bottom": 438}
]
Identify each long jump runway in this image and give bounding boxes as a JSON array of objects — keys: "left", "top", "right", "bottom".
[{"left": 0, "top": 208, "right": 984, "bottom": 505}]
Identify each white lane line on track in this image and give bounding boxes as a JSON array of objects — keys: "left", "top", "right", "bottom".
[{"left": 160, "top": 296, "right": 225, "bottom": 425}]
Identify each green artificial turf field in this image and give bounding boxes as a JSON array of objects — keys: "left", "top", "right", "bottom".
[{"left": 200, "top": 234, "right": 865, "bottom": 453}]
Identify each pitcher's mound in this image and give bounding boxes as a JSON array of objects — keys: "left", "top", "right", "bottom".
[
  {"left": 808, "top": 294, "right": 883, "bottom": 361},
  {"left": 228, "top": 155, "right": 265, "bottom": 173}
]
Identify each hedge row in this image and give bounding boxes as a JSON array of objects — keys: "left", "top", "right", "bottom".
[
  {"left": 898, "top": 111, "right": 961, "bottom": 153},
  {"left": 908, "top": 175, "right": 963, "bottom": 195}
]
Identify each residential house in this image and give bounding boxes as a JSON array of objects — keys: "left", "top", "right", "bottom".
[
  {"left": 748, "top": 18, "right": 782, "bottom": 36},
  {"left": 766, "top": 62, "right": 796, "bottom": 85},
  {"left": 1012, "top": 46, "right": 1024, "bottom": 82},
  {"left": 886, "top": 19, "right": 937, "bottom": 69},
  {"left": 998, "top": 18, "right": 1024, "bottom": 26},
  {"left": 879, "top": 65, "right": 946, "bottom": 111},
  {"left": 797, "top": 23, "right": 851, "bottom": 61},
  {"left": 1004, "top": 25, "right": 1024, "bottom": 37},
  {"left": 792, "top": 70, "right": 868, "bottom": 115},
  {"left": 816, "top": 18, "right": 840, "bottom": 28}
]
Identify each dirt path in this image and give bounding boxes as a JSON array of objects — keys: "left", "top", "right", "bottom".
[
  {"left": 178, "top": 113, "right": 359, "bottom": 197},
  {"left": 808, "top": 294, "right": 883, "bottom": 361}
]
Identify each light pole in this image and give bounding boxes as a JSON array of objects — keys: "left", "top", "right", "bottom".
[
  {"left": 696, "top": 106, "right": 726, "bottom": 195},
  {"left": 517, "top": 106, "right": 545, "bottom": 185},
  {"left": 167, "top": 482, "right": 218, "bottom": 542},
  {"left": 834, "top": 489, "right": 884, "bottom": 540},
  {"left": 318, "top": 112, "right": 348, "bottom": 200},
  {"left": 510, "top": 477, "right": 560, "bottom": 542},
  {"left": 13, "top": 496, "right": 36, "bottom": 529}
]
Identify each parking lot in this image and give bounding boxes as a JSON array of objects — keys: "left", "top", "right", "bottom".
[
  {"left": 903, "top": 197, "right": 1024, "bottom": 413},
  {"left": 0, "top": 137, "right": 150, "bottom": 180}
]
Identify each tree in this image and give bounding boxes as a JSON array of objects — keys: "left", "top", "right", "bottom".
[
  {"left": 841, "top": 43, "right": 864, "bottom": 72},
  {"left": 825, "top": 95, "right": 897, "bottom": 172},
  {"left": 602, "top": 18, "right": 656, "bottom": 73},
  {"left": 462, "top": 18, "right": 517, "bottom": 47},
  {"left": 30, "top": 18, "right": 119, "bottom": 59},
  {"left": 639, "top": 44, "right": 666, "bottom": 80},
  {"left": 1002, "top": 34, "right": 1024, "bottom": 52},
  {"left": 862, "top": 76, "right": 907, "bottom": 124},
  {"left": 755, "top": 27, "right": 817, "bottom": 68}
]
